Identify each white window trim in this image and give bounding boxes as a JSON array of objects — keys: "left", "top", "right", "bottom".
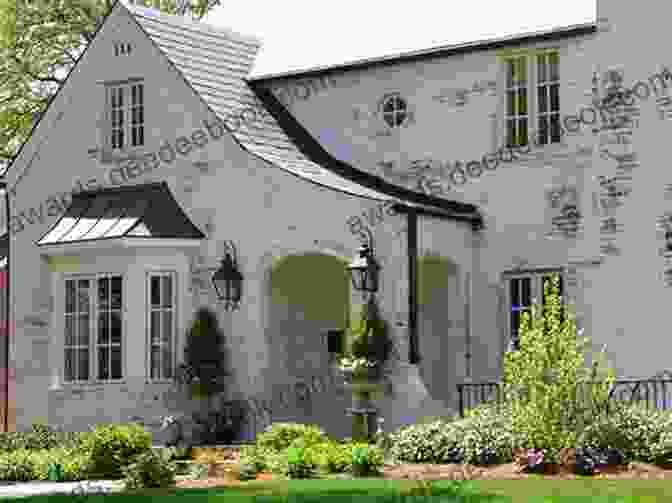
[
  {"left": 500, "top": 47, "right": 566, "bottom": 151},
  {"left": 146, "top": 270, "right": 178, "bottom": 383},
  {"left": 502, "top": 267, "right": 565, "bottom": 351},
  {"left": 62, "top": 273, "right": 126, "bottom": 385},
  {"left": 104, "top": 79, "right": 145, "bottom": 153}
]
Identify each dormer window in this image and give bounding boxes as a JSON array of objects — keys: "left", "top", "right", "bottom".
[{"left": 107, "top": 80, "right": 144, "bottom": 151}]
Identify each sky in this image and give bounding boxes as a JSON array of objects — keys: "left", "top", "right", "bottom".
[{"left": 202, "top": 0, "right": 597, "bottom": 79}]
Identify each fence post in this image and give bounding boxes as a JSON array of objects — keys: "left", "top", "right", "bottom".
[{"left": 457, "top": 384, "right": 464, "bottom": 418}]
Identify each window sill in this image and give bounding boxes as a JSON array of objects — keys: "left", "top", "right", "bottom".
[{"left": 51, "top": 381, "right": 127, "bottom": 392}]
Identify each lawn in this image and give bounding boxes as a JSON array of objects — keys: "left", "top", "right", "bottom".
[{"left": 10, "top": 478, "right": 672, "bottom": 502}]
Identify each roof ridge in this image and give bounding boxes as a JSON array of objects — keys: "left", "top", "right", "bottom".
[{"left": 125, "top": 3, "right": 262, "bottom": 49}]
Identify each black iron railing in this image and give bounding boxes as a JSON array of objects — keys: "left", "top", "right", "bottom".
[{"left": 457, "top": 379, "right": 672, "bottom": 418}]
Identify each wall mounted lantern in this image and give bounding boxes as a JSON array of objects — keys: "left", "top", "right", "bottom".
[
  {"left": 211, "top": 240, "right": 243, "bottom": 311},
  {"left": 348, "top": 227, "right": 380, "bottom": 294}
]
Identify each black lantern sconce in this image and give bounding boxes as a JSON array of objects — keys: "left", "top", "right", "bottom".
[
  {"left": 348, "top": 227, "right": 380, "bottom": 296},
  {"left": 211, "top": 240, "right": 243, "bottom": 311}
]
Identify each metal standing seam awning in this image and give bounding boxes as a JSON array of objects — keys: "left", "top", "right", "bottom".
[{"left": 36, "top": 182, "right": 205, "bottom": 246}]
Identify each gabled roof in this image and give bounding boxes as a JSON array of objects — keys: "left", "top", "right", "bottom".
[
  {"left": 36, "top": 182, "right": 205, "bottom": 245},
  {"left": 129, "top": 4, "right": 396, "bottom": 201},
  {"left": 4, "top": 1, "right": 483, "bottom": 228},
  {"left": 127, "top": 4, "right": 482, "bottom": 226}
]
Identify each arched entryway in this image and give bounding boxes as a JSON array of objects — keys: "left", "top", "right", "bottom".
[
  {"left": 416, "top": 254, "right": 466, "bottom": 411},
  {"left": 264, "top": 252, "right": 353, "bottom": 438}
]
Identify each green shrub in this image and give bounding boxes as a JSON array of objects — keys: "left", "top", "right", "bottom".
[
  {"left": 239, "top": 444, "right": 267, "bottom": 472},
  {"left": 389, "top": 420, "right": 467, "bottom": 464},
  {"left": 502, "top": 273, "right": 618, "bottom": 463},
  {"left": 652, "top": 428, "right": 672, "bottom": 465},
  {"left": 308, "top": 441, "right": 352, "bottom": 473},
  {"left": 8, "top": 447, "right": 91, "bottom": 482},
  {"left": 79, "top": 423, "right": 152, "bottom": 479},
  {"left": 578, "top": 402, "right": 672, "bottom": 463},
  {"left": 0, "top": 449, "right": 36, "bottom": 481},
  {"left": 0, "top": 425, "right": 85, "bottom": 453},
  {"left": 458, "top": 403, "right": 527, "bottom": 465},
  {"left": 256, "top": 423, "right": 328, "bottom": 452},
  {"left": 121, "top": 449, "right": 176, "bottom": 490},
  {"left": 349, "top": 442, "right": 384, "bottom": 477},
  {"left": 286, "top": 441, "right": 316, "bottom": 479},
  {"left": 238, "top": 462, "right": 258, "bottom": 481}
]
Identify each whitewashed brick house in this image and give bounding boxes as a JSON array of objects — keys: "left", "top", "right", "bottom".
[{"left": 1, "top": 0, "right": 671, "bottom": 439}]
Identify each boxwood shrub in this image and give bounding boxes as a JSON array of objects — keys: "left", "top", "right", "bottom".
[
  {"left": 256, "top": 423, "right": 328, "bottom": 452},
  {"left": 79, "top": 423, "right": 152, "bottom": 479}
]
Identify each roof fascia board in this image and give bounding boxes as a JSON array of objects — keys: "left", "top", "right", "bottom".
[
  {"left": 249, "top": 23, "right": 596, "bottom": 83},
  {"left": 39, "top": 237, "right": 202, "bottom": 256},
  {"left": 248, "top": 83, "right": 483, "bottom": 228}
]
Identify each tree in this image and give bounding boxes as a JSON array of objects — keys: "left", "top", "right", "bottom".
[
  {"left": 0, "top": 0, "right": 221, "bottom": 164},
  {"left": 502, "top": 273, "right": 617, "bottom": 464},
  {"left": 179, "top": 307, "right": 230, "bottom": 399}
]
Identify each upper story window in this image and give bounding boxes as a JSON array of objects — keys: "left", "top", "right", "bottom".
[
  {"left": 381, "top": 94, "right": 408, "bottom": 128},
  {"left": 107, "top": 81, "right": 144, "bottom": 151},
  {"left": 504, "top": 50, "right": 560, "bottom": 148}
]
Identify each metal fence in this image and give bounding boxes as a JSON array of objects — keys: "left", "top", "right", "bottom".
[{"left": 457, "top": 379, "right": 672, "bottom": 418}]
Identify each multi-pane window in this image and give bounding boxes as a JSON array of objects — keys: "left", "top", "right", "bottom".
[
  {"left": 64, "top": 275, "right": 123, "bottom": 383},
  {"left": 536, "top": 51, "right": 561, "bottom": 145},
  {"left": 107, "top": 82, "right": 144, "bottom": 150},
  {"left": 382, "top": 94, "right": 408, "bottom": 128},
  {"left": 97, "top": 276, "right": 123, "bottom": 381},
  {"left": 147, "top": 272, "right": 175, "bottom": 380},
  {"left": 504, "top": 51, "right": 560, "bottom": 147},
  {"left": 505, "top": 56, "right": 529, "bottom": 148},
  {"left": 507, "top": 272, "right": 564, "bottom": 350},
  {"left": 65, "top": 279, "right": 91, "bottom": 382}
]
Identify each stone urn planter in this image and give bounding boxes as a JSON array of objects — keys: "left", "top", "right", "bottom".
[{"left": 340, "top": 365, "right": 386, "bottom": 442}]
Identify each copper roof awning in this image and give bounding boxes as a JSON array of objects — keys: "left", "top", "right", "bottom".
[{"left": 37, "top": 182, "right": 205, "bottom": 246}]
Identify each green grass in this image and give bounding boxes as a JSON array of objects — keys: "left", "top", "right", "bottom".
[{"left": 8, "top": 478, "right": 672, "bottom": 503}]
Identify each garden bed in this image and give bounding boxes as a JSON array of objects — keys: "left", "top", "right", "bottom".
[
  {"left": 382, "top": 461, "right": 672, "bottom": 480},
  {"left": 171, "top": 460, "right": 672, "bottom": 489}
]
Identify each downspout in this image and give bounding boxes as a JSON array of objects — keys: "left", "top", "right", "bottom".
[
  {"left": 407, "top": 210, "right": 420, "bottom": 364},
  {"left": 0, "top": 180, "right": 8, "bottom": 432}
]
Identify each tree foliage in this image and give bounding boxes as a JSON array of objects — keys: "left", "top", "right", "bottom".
[
  {"left": 0, "top": 0, "right": 220, "bottom": 164},
  {"left": 180, "top": 307, "right": 230, "bottom": 397},
  {"left": 502, "top": 273, "right": 617, "bottom": 463}
]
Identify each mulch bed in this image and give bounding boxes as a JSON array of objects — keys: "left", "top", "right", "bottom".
[
  {"left": 172, "top": 447, "right": 672, "bottom": 489},
  {"left": 382, "top": 462, "right": 672, "bottom": 480}
]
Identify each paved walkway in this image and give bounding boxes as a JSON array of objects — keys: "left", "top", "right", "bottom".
[{"left": 0, "top": 480, "right": 126, "bottom": 499}]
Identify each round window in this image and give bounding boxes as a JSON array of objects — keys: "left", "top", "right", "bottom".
[{"left": 381, "top": 94, "right": 408, "bottom": 128}]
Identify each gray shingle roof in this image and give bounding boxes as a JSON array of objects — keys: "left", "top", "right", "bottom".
[{"left": 128, "top": 4, "right": 397, "bottom": 202}]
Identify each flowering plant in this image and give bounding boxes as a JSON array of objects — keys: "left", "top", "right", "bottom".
[
  {"left": 526, "top": 448, "right": 546, "bottom": 473},
  {"left": 338, "top": 356, "right": 379, "bottom": 373}
]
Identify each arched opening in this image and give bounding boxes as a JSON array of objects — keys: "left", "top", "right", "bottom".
[
  {"left": 265, "top": 252, "right": 352, "bottom": 438},
  {"left": 416, "top": 254, "right": 465, "bottom": 410}
]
